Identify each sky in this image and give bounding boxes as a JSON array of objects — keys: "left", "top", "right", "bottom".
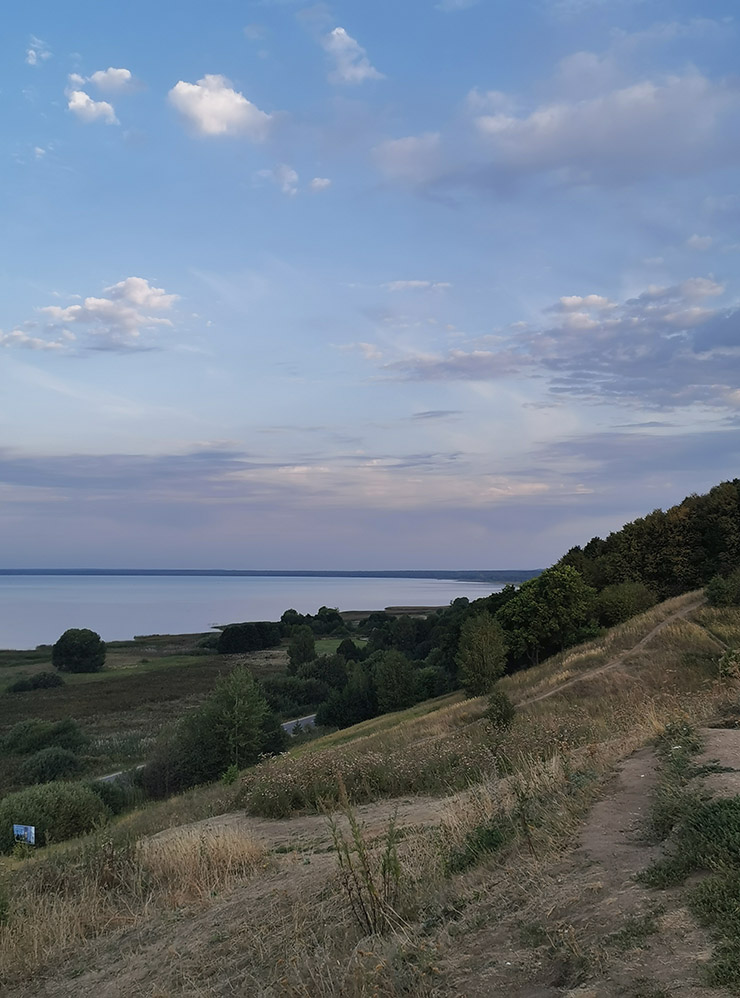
[{"left": 2, "top": 0, "right": 739, "bottom": 570}]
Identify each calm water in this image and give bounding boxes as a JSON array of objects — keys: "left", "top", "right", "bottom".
[{"left": 0, "top": 575, "right": 499, "bottom": 649}]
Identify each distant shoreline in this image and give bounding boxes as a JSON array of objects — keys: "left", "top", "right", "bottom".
[{"left": 0, "top": 569, "right": 540, "bottom": 582}]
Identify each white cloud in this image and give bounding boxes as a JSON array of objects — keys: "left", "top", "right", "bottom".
[
  {"left": 168, "top": 75, "right": 272, "bottom": 138},
  {"left": 322, "top": 27, "right": 383, "bottom": 85},
  {"left": 309, "top": 177, "right": 332, "bottom": 192},
  {"left": 33, "top": 146, "right": 46, "bottom": 159},
  {"left": 373, "top": 133, "right": 442, "bottom": 184},
  {"left": 686, "top": 233, "right": 713, "bottom": 251},
  {"left": 26, "top": 36, "right": 51, "bottom": 66},
  {"left": 473, "top": 71, "right": 740, "bottom": 185},
  {"left": 384, "top": 280, "right": 452, "bottom": 291},
  {"left": 38, "top": 277, "right": 178, "bottom": 351},
  {"left": 0, "top": 330, "right": 67, "bottom": 351},
  {"left": 67, "top": 89, "right": 118, "bottom": 125},
  {"left": 379, "top": 276, "right": 740, "bottom": 411},
  {"left": 88, "top": 67, "right": 135, "bottom": 93}
]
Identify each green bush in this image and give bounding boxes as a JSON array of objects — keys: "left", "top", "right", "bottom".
[
  {"left": 86, "top": 778, "right": 143, "bottom": 815},
  {"left": 3, "top": 718, "right": 88, "bottom": 755},
  {"left": 5, "top": 678, "right": 32, "bottom": 693},
  {"left": 18, "top": 747, "right": 82, "bottom": 784},
  {"left": 483, "top": 690, "right": 516, "bottom": 732},
  {"left": 217, "top": 621, "right": 282, "bottom": 654},
  {"left": 595, "top": 581, "right": 657, "bottom": 627},
  {"left": 7, "top": 671, "right": 66, "bottom": 693},
  {"left": 52, "top": 628, "right": 106, "bottom": 673},
  {"left": 0, "top": 782, "right": 108, "bottom": 853}
]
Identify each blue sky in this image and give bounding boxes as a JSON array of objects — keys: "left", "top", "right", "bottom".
[{"left": 2, "top": 0, "right": 739, "bottom": 569}]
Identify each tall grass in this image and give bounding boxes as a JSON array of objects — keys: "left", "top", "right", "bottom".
[{"left": 0, "top": 826, "right": 267, "bottom": 985}]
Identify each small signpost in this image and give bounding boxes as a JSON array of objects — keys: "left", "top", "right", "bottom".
[{"left": 12, "top": 824, "right": 36, "bottom": 846}]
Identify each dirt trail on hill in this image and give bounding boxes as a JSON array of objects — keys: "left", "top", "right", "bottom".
[
  {"left": 519, "top": 598, "right": 705, "bottom": 707},
  {"left": 445, "top": 742, "right": 730, "bottom": 998}
]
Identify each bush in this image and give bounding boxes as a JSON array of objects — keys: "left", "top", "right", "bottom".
[
  {"left": 86, "top": 777, "right": 143, "bottom": 815},
  {"left": 706, "top": 571, "right": 740, "bottom": 607},
  {"left": 5, "top": 678, "right": 32, "bottom": 693},
  {"left": 3, "top": 718, "right": 88, "bottom": 756},
  {"left": 483, "top": 690, "right": 516, "bottom": 732},
  {"left": 18, "top": 747, "right": 82, "bottom": 784},
  {"left": 52, "top": 628, "right": 106, "bottom": 673},
  {"left": 260, "top": 676, "right": 329, "bottom": 716},
  {"left": 7, "top": 671, "right": 66, "bottom": 693},
  {"left": 596, "top": 581, "right": 657, "bottom": 627},
  {"left": 217, "top": 621, "right": 282, "bottom": 654},
  {"left": 0, "top": 782, "right": 108, "bottom": 852}
]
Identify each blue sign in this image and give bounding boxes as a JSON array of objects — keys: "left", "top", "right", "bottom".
[{"left": 12, "top": 824, "right": 35, "bottom": 845}]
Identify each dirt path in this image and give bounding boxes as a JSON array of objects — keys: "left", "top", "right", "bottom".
[
  {"left": 519, "top": 599, "right": 706, "bottom": 707},
  {"left": 444, "top": 745, "right": 727, "bottom": 998}
]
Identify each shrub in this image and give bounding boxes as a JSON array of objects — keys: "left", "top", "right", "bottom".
[
  {"left": 483, "top": 690, "right": 516, "bottom": 732},
  {"left": 0, "top": 782, "right": 108, "bottom": 853},
  {"left": 86, "top": 778, "right": 143, "bottom": 815},
  {"left": 3, "top": 718, "right": 88, "bottom": 755},
  {"left": 29, "top": 671, "right": 66, "bottom": 689},
  {"left": 18, "top": 747, "right": 82, "bottom": 784},
  {"left": 5, "top": 678, "right": 32, "bottom": 693},
  {"left": 216, "top": 621, "right": 282, "bottom": 654},
  {"left": 8, "top": 671, "right": 67, "bottom": 693},
  {"left": 596, "top": 582, "right": 657, "bottom": 627},
  {"left": 706, "top": 573, "right": 740, "bottom": 607},
  {"left": 52, "top": 628, "right": 106, "bottom": 673}
]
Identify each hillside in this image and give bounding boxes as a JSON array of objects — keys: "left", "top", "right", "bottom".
[{"left": 3, "top": 591, "right": 740, "bottom": 997}]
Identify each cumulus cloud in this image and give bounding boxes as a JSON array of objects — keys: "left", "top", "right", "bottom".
[
  {"left": 26, "top": 36, "right": 50, "bottom": 66},
  {"left": 309, "top": 177, "right": 332, "bottom": 191},
  {"left": 374, "top": 133, "right": 442, "bottom": 184},
  {"left": 378, "top": 276, "right": 740, "bottom": 411},
  {"left": 32, "top": 277, "right": 178, "bottom": 351},
  {"left": 168, "top": 75, "right": 272, "bottom": 138},
  {"left": 0, "top": 330, "right": 67, "bottom": 351},
  {"left": 67, "top": 89, "right": 118, "bottom": 125},
  {"left": 87, "top": 67, "right": 136, "bottom": 92},
  {"left": 322, "top": 27, "right": 383, "bottom": 85}
]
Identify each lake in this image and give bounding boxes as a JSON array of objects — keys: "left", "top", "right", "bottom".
[{"left": 0, "top": 575, "right": 500, "bottom": 649}]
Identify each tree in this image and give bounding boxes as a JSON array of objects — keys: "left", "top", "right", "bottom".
[
  {"left": 497, "top": 566, "right": 596, "bottom": 666},
  {"left": 373, "top": 650, "right": 416, "bottom": 713},
  {"left": 455, "top": 612, "right": 507, "bottom": 696},
  {"left": 287, "top": 625, "right": 316, "bottom": 672},
  {"left": 52, "top": 628, "right": 106, "bottom": 673},
  {"left": 139, "top": 666, "right": 285, "bottom": 797}
]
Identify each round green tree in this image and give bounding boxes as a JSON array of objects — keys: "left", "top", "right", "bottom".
[{"left": 52, "top": 628, "right": 106, "bottom": 673}]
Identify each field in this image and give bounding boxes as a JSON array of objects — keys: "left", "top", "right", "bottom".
[
  {"left": 0, "top": 634, "right": 291, "bottom": 777},
  {"left": 2, "top": 591, "right": 740, "bottom": 996}
]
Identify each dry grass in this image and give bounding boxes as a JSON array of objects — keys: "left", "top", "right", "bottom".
[{"left": 0, "top": 825, "right": 268, "bottom": 986}]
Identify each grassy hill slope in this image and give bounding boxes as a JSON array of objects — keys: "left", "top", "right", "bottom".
[{"left": 2, "top": 591, "right": 740, "bottom": 997}]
